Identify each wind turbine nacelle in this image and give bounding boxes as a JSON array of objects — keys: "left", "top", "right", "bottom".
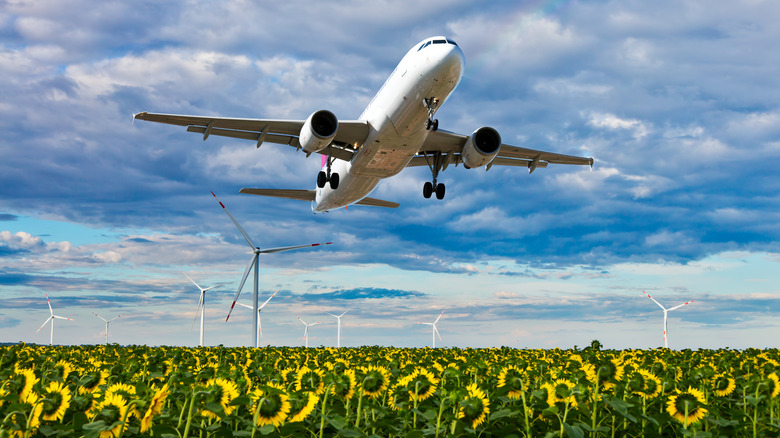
[
  {"left": 300, "top": 110, "right": 338, "bottom": 154},
  {"left": 461, "top": 127, "right": 501, "bottom": 169}
]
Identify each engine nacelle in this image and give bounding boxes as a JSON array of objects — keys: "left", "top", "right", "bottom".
[
  {"left": 300, "top": 110, "right": 338, "bottom": 154},
  {"left": 461, "top": 127, "right": 501, "bottom": 169}
]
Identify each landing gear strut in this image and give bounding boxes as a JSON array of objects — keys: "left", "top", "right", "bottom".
[
  {"left": 316, "top": 147, "right": 339, "bottom": 190},
  {"left": 424, "top": 98, "right": 439, "bottom": 131},
  {"left": 422, "top": 152, "right": 446, "bottom": 200}
]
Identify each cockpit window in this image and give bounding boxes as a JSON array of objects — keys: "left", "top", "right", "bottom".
[{"left": 418, "top": 39, "right": 458, "bottom": 51}]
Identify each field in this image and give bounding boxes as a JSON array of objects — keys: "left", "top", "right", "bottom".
[{"left": 1, "top": 343, "right": 778, "bottom": 437}]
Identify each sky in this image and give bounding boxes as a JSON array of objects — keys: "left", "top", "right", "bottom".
[{"left": 1, "top": 0, "right": 779, "bottom": 350}]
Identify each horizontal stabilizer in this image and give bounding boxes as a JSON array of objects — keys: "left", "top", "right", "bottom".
[
  {"left": 355, "top": 197, "right": 400, "bottom": 208},
  {"left": 240, "top": 188, "right": 398, "bottom": 208},
  {"left": 240, "top": 188, "right": 315, "bottom": 201}
]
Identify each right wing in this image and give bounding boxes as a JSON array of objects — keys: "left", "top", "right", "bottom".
[{"left": 133, "top": 112, "right": 369, "bottom": 162}]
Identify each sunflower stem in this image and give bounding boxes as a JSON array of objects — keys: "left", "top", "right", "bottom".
[
  {"left": 413, "top": 381, "right": 420, "bottom": 429},
  {"left": 355, "top": 387, "right": 364, "bottom": 429},
  {"left": 520, "top": 380, "right": 531, "bottom": 438},
  {"left": 318, "top": 383, "right": 333, "bottom": 438},
  {"left": 182, "top": 388, "right": 197, "bottom": 438}
]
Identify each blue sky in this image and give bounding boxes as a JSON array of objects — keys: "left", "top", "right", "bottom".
[{"left": 2, "top": 0, "right": 779, "bottom": 349}]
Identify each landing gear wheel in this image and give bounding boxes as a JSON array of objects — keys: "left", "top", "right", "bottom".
[
  {"left": 435, "top": 183, "right": 445, "bottom": 200},
  {"left": 329, "top": 173, "right": 340, "bottom": 190},
  {"left": 317, "top": 171, "right": 327, "bottom": 188},
  {"left": 423, "top": 181, "right": 433, "bottom": 198},
  {"left": 426, "top": 119, "right": 432, "bottom": 130},
  {"left": 432, "top": 119, "right": 439, "bottom": 131}
]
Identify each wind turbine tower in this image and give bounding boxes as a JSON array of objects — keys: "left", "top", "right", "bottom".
[
  {"left": 213, "top": 191, "right": 333, "bottom": 347},
  {"left": 418, "top": 309, "right": 445, "bottom": 348},
  {"left": 92, "top": 312, "right": 122, "bottom": 344},
  {"left": 235, "top": 290, "right": 279, "bottom": 346},
  {"left": 327, "top": 309, "right": 350, "bottom": 348},
  {"left": 183, "top": 272, "right": 228, "bottom": 347},
  {"left": 297, "top": 316, "right": 321, "bottom": 348},
  {"left": 642, "top": 290, "right": 694, "bottom": 348},
  {"left": 36, "top": 295, "right": 72, "bottom": 346}
]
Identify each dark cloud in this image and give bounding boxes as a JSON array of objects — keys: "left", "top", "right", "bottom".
[{"left": 0, "top": 214, "right": 18, "bottom": 222}]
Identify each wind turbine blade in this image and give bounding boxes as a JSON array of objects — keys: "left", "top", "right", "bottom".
[
  {"left": 36, "top": 316, "right": 53, "bottom": 333},
  {"left": 258, "top": 290, "right": 279, "bottom": 310},
  {"left": 52, "top": 315, "right": 71, "bottom": 320},
  {"left": 642, "top": 291, "right": 666, "bottom": 310},
  {"left": 339, "top": 309, "right": 350, "bottom": 317},
  {"left": 257, "top": 242, "right": 333, "bottom": 254},
  {"left": 258, "top": 314, "right": 262, "bottom": 338},
  {"left": 212, "top": 191, "right": 256, "bottom": 249},
  {"left": 182, "top": 272, "right": 203, "bottom": 290},
  {"left": 326, "top": 313, "right": 338, "bottom": 318},
  {"left": 93, "top": 312, "right": 107, "bottom": 322},
  {"left": 202, "top": 282, "right": 230, "bottom": 292},
  {"left": 312, "top": 321, "right": 321, "bottom": 326},
  {"left": 226, "top": 256, "right": 257, "bottom": 321},
  {"left": 107, "top": 314, "right": 123, "bottom": 322},
  {"left": 192, "top": 293, "right": 204, "bottom": 329},
  {"left": 45, "top": 294, "right": 53, "bottom": 315},
  {"left": 434, "top": 309, "right": 445, "bottom": 324},
  {"left": 434, "top": 324, "right": 442, "bottom": 341},
  {"left": 297, "top": 316, "right": 307, "bottom": 326},
  {"left": 236, "top": 303, "right": 253, "bottom": 309},
  {"left": 668, "top": 300, "right": 694, "bottom": 312}
]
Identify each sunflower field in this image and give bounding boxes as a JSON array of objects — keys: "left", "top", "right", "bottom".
[{"left": 1, "top": 343, "right": 779, "bottom": 437}]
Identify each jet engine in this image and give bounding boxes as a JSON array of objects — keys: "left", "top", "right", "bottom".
[
  {"left": 461, "top": 127, "right": 501, "bottom": 169},
  {"left": 300, "top": 110, "right": 338, "bottom": 154}
]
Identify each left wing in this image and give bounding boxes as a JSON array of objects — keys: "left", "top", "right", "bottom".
[
  {"left": 408, "top": 129, "right": 594, "bottom": 172},
  {"left": 133, "top": 112, "right": 368, "bottom": 162}
]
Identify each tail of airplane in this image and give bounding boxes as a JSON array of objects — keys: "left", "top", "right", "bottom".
[{"left": 239, "top": 188, "right": 400, "bottom": 209}]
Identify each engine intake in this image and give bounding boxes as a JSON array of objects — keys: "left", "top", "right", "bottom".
[
  {"left": 300, "top": 110, "right": 338, "bottom": 154},
  {"left": 461, "top": 127, "right": 501, "bottom": 169}
]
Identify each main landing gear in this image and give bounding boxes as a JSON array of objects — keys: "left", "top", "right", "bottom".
[
  {"left": 316, "top": 148, "right": 339, "bottom": 190},
  {"left": 424, "top": 97, "right": 439, "bottom": 131},
  {"left": 422, "top": 152, "right": 446, "bottom": 200}
]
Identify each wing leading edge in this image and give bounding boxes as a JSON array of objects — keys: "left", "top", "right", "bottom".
[{"left": 239, "top": 189, "right": 399, "bottom": 209}]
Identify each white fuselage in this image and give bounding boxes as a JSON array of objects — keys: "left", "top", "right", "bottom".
[{"left": 312, "top": 37, "right": 464, "bottom": 212}]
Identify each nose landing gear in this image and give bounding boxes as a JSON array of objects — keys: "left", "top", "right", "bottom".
[{"left": 424, "top": 98, "right": 439, "bottom": 131}]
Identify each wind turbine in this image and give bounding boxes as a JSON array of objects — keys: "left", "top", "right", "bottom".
[
  {"left": 418, "top": 309, "right": 444, "bottom": 348},
  {"left": 297, "top": 316, "right": 321, "bottom": 348},
  {"left": 235, "top": 290, "right": 279, "bottom": 346},
  {"left": 642, "top": 291, "right": 694, "bottom": 348},
  {"left": 212, "top": 191, "right": 333, "bottom": 347},
  {"left": 327, "top": 309, "right": 350, "bottom": 348},
  {"left": 92, "top": 312, "right": 122, "bottom": 345},
  {"left": 184, "top": 272, "right": 228, "bottom": 347},
  {"left": 36, "top": 295, "right": 72, "bottom": 346}
]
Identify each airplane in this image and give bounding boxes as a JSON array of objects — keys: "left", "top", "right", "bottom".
[{"left": 135, "top": 36, "right": 594, "bottom": 213}]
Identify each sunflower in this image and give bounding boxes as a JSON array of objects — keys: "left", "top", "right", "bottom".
[
  {"left": 628, "top": 370, "right": 663, "bottom": 398},
  {"left": 105, "top": 382, "right": 139, "bottom": 418},
  {"left": 405, "top": 368, "right": 439, "bottom": 402},
  {"left": 79, "top": 369, "right": 109, "bottom": 395},
  {"left": 39, "top": 381, "right": 72, "bottom": 422},
  {"left": 250, "top": 383, "right": 290, "bottom": 427},
  {"left": 140, "top": 383, "right": 170, "bottom": 433},
  {"left": 712, "top": 374, "right": 736, "bottom": 397},
  {"left": 51, "top": 360, "right": 75, "bottom": 382},
  {"left": 666, "top": 386, "right": 708, "bottom": 427},
  {"left": 497, "top": 365, "right": 526, "bottom": 400},
  {"left": 542, "top": 379, "right": 578, "bottom": 408},
  {"left": 14, "top": 368, "right": 39, "bottom": 403},
  {"left": 330, "top": 369, "right": 357, "bottom": 401},
  {"left": 295, "top": 367, "right": 326, "bottom": 395},
  {"left": 458, "top": 383, "right": 490, "bottom": 429},
  {"left": 287, "top": 391, "right": 319, "bottom": 423},
  {"left": 361, "top": 365, "right": 391, "bottom": 399},
  {"left": 584, "top": 359, "right": 624, "bottom": 390},
  {"left": 90, "top": 393, "right": 129, "bottom": 438},
  {"left": 201, "top": 378, "right": 239, "bottom": 419}
]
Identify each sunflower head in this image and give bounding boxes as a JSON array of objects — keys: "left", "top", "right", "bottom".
[
  {"left": 458, "top": 383, "right": 490, "bottom": 429},
  {"left": 40, "top": 381, "right": 72, "bottom": 422},
  {"left": 251, "top": 383, "right": 290, "bottom": 427},
  {"left": 286, "top": 391, "right": 319, "bottom": 423},
  {"left": 201, "top": 377, "right": 239, "bottom": 419},
  {"left": 361, "top": 366, "right": 391, "bottom": 399},
  {"left": 12, "top": 368, "right": 39, "bottom": 403},
  {"left": 666, "top": 386, "right": 708, "bottom": 427},
  {"left": 712, "top": 374, "right": 736, "bottom": 397},
  {"left": 542, "top": 379, "right": 578, "bottom": 408},
  {"left": 295, "top": 367, "right": 325, "bottom": 395},
  {"left": 406, "top": 368, "right": 439, "bottom": 402},
  {"left": 330, "top": 369, "right": 357, "bottom": 401},
  {"left": 140, "top": 383, "right": 170, "bottom": 433},
  {"left": 497, "top": 365, "right": 527, "bottom": 400},
  {"left": 89, "top": 393, "right": 129, "bottom": 438}
]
